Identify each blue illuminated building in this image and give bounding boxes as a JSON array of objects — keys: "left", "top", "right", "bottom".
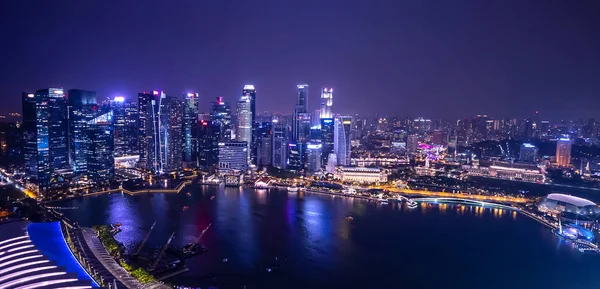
[
  {"left": 112, "top": 96, "right": 138, "bottom": 157},
  {"left": 287, "top": 142, "right": 305, "bottom": 172},
  {"left": 68, "top": 89, "right": 97, "bottom": 175},
  {"left": 87, "top": 111, "right": 115, "bottom": 182},
  {"left": 320, "top": 118, "right": 335, "bottom": 165},
  {"left": 21, "top": 88, "right": 69, "bottom": 193}
]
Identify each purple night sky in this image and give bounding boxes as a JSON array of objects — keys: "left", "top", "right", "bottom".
[{"left": 1, "top": 0, "right": 599, "bottom": 119}]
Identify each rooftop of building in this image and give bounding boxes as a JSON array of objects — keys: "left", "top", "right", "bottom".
[{"left": 545, "top": 193, "right": 596, "bottom": 207}]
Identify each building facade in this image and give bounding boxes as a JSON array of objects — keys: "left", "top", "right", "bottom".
[
  {"left": 86, "top": 111, "right": 115, "bottom": 182},
  {"left": 183, "top": 93, "right": 199, "bottom": 165},
  {"left": 319, "top": 88, "right": 333, "bottom": 119},
  {"left": 519, "top": 143, "right": 538, "bottom": 163},
  {"left": 68, "top": 89, "right": 97, "bottom": 175},
  {"left": 556, "top": 138, "right": 572, "bottom": 166},
  {"left": 334, "top": 115, "right": 352, "bottom": 166},
  {"left": 112, "top": 96, "right": 138, "bottom": 157},
  {"left": 218, "top": 141, "right": 248, "bottom": 172},
  {"left": 236, "top": 94, "right": 252, "bottom": 165},
  {"left": 305, "top": 142, "right": 323, "bottom": 173},
  {"left": 137, "top": 91, "right": 162, "bottom": 172}
]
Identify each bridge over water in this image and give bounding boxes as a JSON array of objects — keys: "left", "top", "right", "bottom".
[{"left": 409, "top": 197, "right": 518, "bottom": 210}]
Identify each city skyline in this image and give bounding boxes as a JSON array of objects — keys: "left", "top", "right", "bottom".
[{"left": 2, "top": 1, "right": 600, "bottom": 118}]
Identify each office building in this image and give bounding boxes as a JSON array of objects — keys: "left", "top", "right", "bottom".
[
  {"left": 0, "top": 122, "right": 22, "bottom": 165},
  {"left": 320, "top": 118, "right": 335, "bottom": 165},
  {"left": 287, "top": 142, "right": 305, "bottom": 172},
  {"left": 218, "top": 141, "right": 248, "bottom": 172},
  {"left": 519, "top": 143, "right": 538, "bottom": 163},
  {"left": 210, "top": 96, "right": 232, "bottom": 141},
  {"left": 236, "top": 94, "right": 252, "bottom": 165},
  {"left": 556, "top": 138, "right": 572, "bottom": 166},
  {"left": 112, "top": 96, "right": 138, "bottom": 157},
  {"left": 320, "top": 88, "right": 333, "bottom": 119},
  {"left": 407, "top": 134, "right": 419, "bottom": 153},
  {"left": 159, "top": 94, "right": 184, "bottom": 172},
  {"left": 334, "top": 116, "right": 352, "bottom": 166},
  {"left": 138, "top": 91, "right": 162, "bottom": 172},
  {"left": 198, "top": 119, "right": 217, "bottom": 169},
  {"left": 306, "top": 142, "right": 322, "bottom": 173},
  {"left": 86, "top": 111, "right": 114, "bottom": 182},
  {"left": 257, "top": 122, "right": 273, "bottom": 166},
  {"left": 242, "top": 85, "right": 257, "bottom": 165},
  {"left": 68, "top": 89, "right": 97, "bottom": 174},
  {"left": 326, "top": 153, "right": 337, "bottom": 174},
  {"left": 183, "top": 92, "right": 199, "bottom": 165},
  {"left": 293, "top": 85, "right": 311, "bottom": 142},
  {"left": 272, "top": 121, "right": 288, "bottom": 169},
  {"left": 21, "top": 88, "right": 69, "bottom": 192}
]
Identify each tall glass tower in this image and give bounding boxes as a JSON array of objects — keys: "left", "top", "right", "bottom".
[
  {"left": 293, "top": 84, "right": 310, "bottom": 142},
  {"left": 334, "top": 116, "right": 353, "bottom": 166},
  {"left": 183, "top": 93, "right": 199, "bottom": 165},
  {"left": 112, "top": 96, "right": 138, "bottom": 157},
  {"left": 68, "top": 89, "right": 97, "bottom": 174},
  {"left": 137, "top": 91, "right": 162, "bottom": 173},
  {"left": 320, "top": 88, "right": 333, "bottom": 119},
  {"left": 242, "top": 85, "right": 257, "bottom": 165},
  {"left": 236, "top": 95, "right": 252, "bottom": 165}
]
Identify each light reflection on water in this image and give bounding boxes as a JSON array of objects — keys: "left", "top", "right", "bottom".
[{"left": 57, "top": 186, "right": 600, "bottom": 289}]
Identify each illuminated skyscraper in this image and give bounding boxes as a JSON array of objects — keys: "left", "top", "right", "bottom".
[
  {"left": 556, "top": 138, "right": 572, "bottom": 166},
  {"left": 242, "top": 85, "right": 257, "bottom": 165},
  {"left": 112, "top": 96, "right": 138, "bottom": 157},
  {"left": 210, "top": 96, "right": 232, "bottom": 141},
  {"left": 138, "top": 91, "right": 162, "bottom": 172},
  {"left": 68, "top": 89, "right": 97, "bottom": 174},
  {"left": 183, "top": 93, "right": 199, "bottom": 166},
  {"left": 236, "top": 94, "right": 252, "bottom": 165},
  {"left": 257, "top": 121, "right": 273, "bottom": 166},
  {"left": 86, "top": 111, "right": 114, "bottom": 182},
  {"left": 334, "top": 116, "right": 352, "bottom": 166},
  {"left": 305, "top": 142, "right": 322, "bottom": 173},
  {"left": 293, "top": 84, "right": 311, "bottom": 142},
  {"left": 159, "top": 94, "right": 184, "bottom": 172},
  {"left": 21, "top": 88, "right": 69, "bottom": 192},
  {"left": 320, "top": 118, "right": 335, "bottom": 165},
  {"left": 218, "top": 141, "right": 248, "bottom": 172},
  {"left": 320, "top": 88, "right": 333, "bottom": 119},
  {"left": 272, "top": 120, "right": 288, "bottom": 169},
  {"left": 286, "top": 142, "right": 305, "bottom": 172}
]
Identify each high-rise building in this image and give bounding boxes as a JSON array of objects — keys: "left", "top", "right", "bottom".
[
  {"left": 519, "top": 143, "right": 538, "bottom": 163},
  {"left": 198, "top": 118, "right": 217, "bottom": 169},
  {"left": 218, "top": 141, "right": 248, "bottom": 172},
  {"left": 320, "top": 118, "right": 335, "bottom": 165},
  {"left": 286, "top": 142, "right": 305, "bottom": 172},
  {"left": 236, "top": 94, "right": 252, "bottom": 165},
  {"left": 210, "top": 97, "right": 232, "bottom": 141},
  {"left": 293, "top": 85, "right": 310, "bottom": 142},
  {"left": 112, "top": 96, "right": 138, "bottom": 157},
  {"left": 272, "top": 120, "right": 288, "bottom": 169},
  {"left": 326, "top": 153, "right": 337, "bottom": 174},
  {"left": 334, "top": 116, "right": 352, "bottom": 166},
  {"left": 305, "top": 142, "right": 322, "bottom": 173},
  {"left": 86, "top": 111, "right": 114, "bottom": 182},
  {"left": 242, "top": 85, "right": 257, "bottom": 165},
  {"left": 159, "top": 94, "right": 184, "bottom": 172},
  {"left": 68, "top": 89, "right": 97, "bottom": 174},
  {"left": 257, "top": 122, "right": 273, "bottom": 166},
  {"left": 183, "top": 93, "right": 199, "bottom": 166},
  {"left": 407, "top": 134, "right": 419, "bottom": 153},
  {"left": 556, "top": 138, "right": 572, "bottom": 166},
  {"left": 22, "top": 88, "right": 69, "bottom": 192},
  {"left": 0, "top": 122, "right": 22, "bottom": 166},
  {"left": 138, "top": 91, "right": 162, "bottom": 172},
  {"left": 319, "top": 88, "right": 333, "bottom": 119}
]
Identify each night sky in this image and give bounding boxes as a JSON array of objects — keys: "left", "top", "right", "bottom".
[{"left": 1, "top": 0, "right": 599, "bottom": 119}]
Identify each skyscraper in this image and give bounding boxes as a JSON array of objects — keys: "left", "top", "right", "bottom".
[
  {"left": 86, "top": 111, "right": 114, "bottom": 182},
  {"left": 407, "top": 134, "right": 419, "bottom": 153},
  {"left": 257, "top": 121, "right": 273, "bottom": 166},
  {"left": 519, "top": 143, "right": 538, "bottom": 163},
  {"left": 320, "top": 118, "right": 335, "bottom": 165},
  {"left": 210, "top": 96, "right": 232, "bottom": 141},
  {"left": 183, "top": 93, "right": 199, "bottom": 166},
  {"left": 286, "top": 142, "right": 305, "bottom": 172},
  {"left": 112, "top": 96, "right": 138, "bottom": 157},
  {"left": 305, "top": 142, "right": 323, "bottom": 173},
  {"left": 68, "top": 89, "right": 97, "bottom": 174},
  {"left": 293, "top": 85, "right": 311, "bottom": 142},
  {"left": 272, "top": 120, "right": 288, "bottom": 169},
  {"left": 159, "top": 94, "right": 184, "bottom": 172},
  {"left": 198, "top": 119, "right": 217, "bottom": 169},
  {"left": 242, "top": 85, "right": 257, "bottom": 165},
  {"left": 320, "top": 88, "right": 333, "bottom": 119},
  {"left": 22, "top": 88, "right": 69, "bottom": 192},
  {"left": 556, "top": 138, "right": 572, "bottom": 166},
  {"left": 236, "top": 94, "right": 252, "bottom": 165},
  {"left": 138, "top": 91, "right": 162, "bottom": 172},
  {"left": 334, "top": 116, "right": 352, "bottom": 166}
]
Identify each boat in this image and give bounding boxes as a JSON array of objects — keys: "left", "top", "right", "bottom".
[
  {"left": 346, "top": 216, "right": 354, "bottom": 221},
  {"left": 407, "top": 201, "right": 418, "bottom": 209},
  {"left": 266, "top": 268, "right": 272, "bottom": 272},
  {"left": 222, "top": 258, "right": 228, "bottom": 263},
  {"left": 183, "top": 206, "right": 189, "bottom": 211},
  {"left": 287, "top": 185, "right": 299, "bottom": 192},
  {"left": 210, "top": 196, "right": 216, "bottom": 200},
  {"left": 186, "top": 192, "right": 191, "bottom": 196}
]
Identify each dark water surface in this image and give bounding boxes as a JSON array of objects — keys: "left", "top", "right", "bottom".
[{"left": 57, "top": 186, "right": 600, "bottom": 289}]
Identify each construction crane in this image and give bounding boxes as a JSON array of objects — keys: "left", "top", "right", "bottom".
[
  {"left": 134, "top": 221, "right": 156, "bottom": 256},
  {"left": 185, "top": 223, "right": 211, "bottom": 253},
  {"left": 152, "top": 232, "right": 175, "bottom": 270}
]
